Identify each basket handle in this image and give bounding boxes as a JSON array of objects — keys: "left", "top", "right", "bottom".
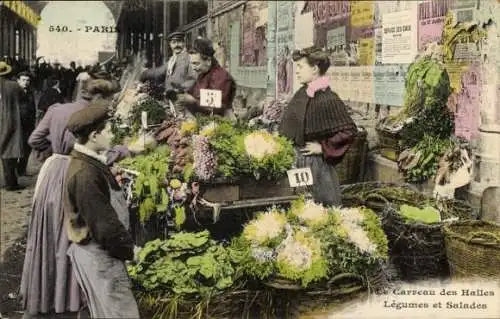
[
  {"left": 327, "top": 273, "right": 364, "bottom": 286},
  {"left": 364, "top": 193, "right": 390, "bottom": 205},
  {"left": 467, "top": 231, "right": 500, "bottom": 244}
]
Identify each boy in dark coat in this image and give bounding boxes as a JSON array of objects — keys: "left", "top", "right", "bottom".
[{"left": 64, "top": 101, "right": 139, "bottom": 318}]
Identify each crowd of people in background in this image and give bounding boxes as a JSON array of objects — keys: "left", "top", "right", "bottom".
[{"left": 0, "top": 56, "right": 126, "bottom": 190}]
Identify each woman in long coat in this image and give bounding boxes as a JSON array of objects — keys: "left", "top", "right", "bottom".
[
  {"left": 279, "top": 47, "right": 357, "bottom": 206},
  {"left": 19, "top": 78, "right": 131, "bottom": 318}
]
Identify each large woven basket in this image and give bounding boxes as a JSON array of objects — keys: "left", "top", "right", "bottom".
[
  {"left": 381, "top": 204, "right": 451, "bottom": 281},
  {"left": 340, "top": 181, "right": 421, "bottom": 212},
  {"left": 336, "top": 127, "right": 368, "bottom": 185},
  {"left": 444, "top": 220, "right": 500, "bottom": 279}
]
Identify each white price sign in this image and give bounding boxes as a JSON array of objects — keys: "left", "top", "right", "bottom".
[
  {"left": 141, "top": 111, "right": 148, "bottom": 129},
  {"left": 287, "top": 167, "right": 314, "bottom": 187},
  {"left": 200, "top": 89, "right": 222, "bottom": 108}
]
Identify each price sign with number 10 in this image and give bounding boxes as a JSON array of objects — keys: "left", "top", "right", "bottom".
[{"left": 287, "top": 167, "right": 314, "bottom": 187}]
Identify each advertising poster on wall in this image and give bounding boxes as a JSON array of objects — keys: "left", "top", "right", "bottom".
[
  {"left": 450, "top": 0, "right": 477, "bottom": 23},
  {"left": 330, "top": 66, "right": 352, "bottom": 101},
  {"left": 240, "top": 2, "right": 268, "bottom": 67},
  {"left": 357, "top": 66, "right": 374, "bottom": 103},
  {"left": 350, "top": 1, "right": 374, "bottom": 28},
  {"left": 276, "top": 1, "right": 295, "bottom": 97},
  {"left": 358, "top": 38, "right": 375, "bottom": 65},
  {"left": 454, "top": 65, "right": 481, "bottom": 140},
  {"left": 381, "top": 10, "right": 418, "bottom": 64},
  {"left": 418, "top": 0, "right": 451, "bottom": 50},
  {"left": 294, "top": 11, "right": 314, "bottom": 49},
  {"left": 373, "top": 65, "right": 407, "bottom": 106},
  {"left": 326, "top": 27, "right": 346, "bottom": 49}
]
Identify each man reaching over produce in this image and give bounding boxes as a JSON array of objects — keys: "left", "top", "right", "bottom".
[
  {"left": 175, "top": 37, "right": 237, "bottom": 117},
  {"left": 140, "top": 31, "right": 197, "bottom": 96},
  {"left": 279, "top": 46, "right": 357, "bottom": 206},
  {"left": 64, "top": 101, "right": 140, "bottom": 318}
]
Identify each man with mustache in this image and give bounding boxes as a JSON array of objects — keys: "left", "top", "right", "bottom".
[{"left": 140, "top": 31, "right": 196, "bottom": 95}]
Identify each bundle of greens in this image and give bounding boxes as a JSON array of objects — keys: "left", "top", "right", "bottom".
[
  {"left": 118, "top": 146, "right": 170, "bottom": 223},
  {"left": 377, "top": 55, "right": 454, "bottom": 183},
  {"left": 128, "top": 231, "right": 240, "bottom": 297},
  {"left": 232, "top": 197, "right": 388, "bottom": 287},
  {"left": 110, "top": 116, "right": 131, "bottom": 145},
  {"left": 128, "top": 97, "right": 167, "bottom": 135},
  {"left": 398, "top": 135, "right": 455, "bottom": 184},
  {"left": 380, "top": 56, "right": 453, "bottom": 148}
]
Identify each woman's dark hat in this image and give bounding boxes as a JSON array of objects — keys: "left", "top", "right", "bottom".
[
  {"left": 66, "top": 100, "right": 111, "bottom": 135},
  {"left": 167, "top": 31, "right": 185, "bottom": 41},
  {"left": 192, "top": 37, "right": 215, "bottom": 57}
]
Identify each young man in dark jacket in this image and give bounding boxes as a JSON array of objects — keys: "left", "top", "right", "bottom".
[
  {"left": 63, "top": 101, "right": 139, "bottom": 318},
  {"left": 16, "top": 71, "right": 36, "bottom": 176}
]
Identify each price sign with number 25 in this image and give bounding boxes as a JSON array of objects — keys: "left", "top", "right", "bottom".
[{"left": 287, "top": 167, "right": 314, "bottom": 187}]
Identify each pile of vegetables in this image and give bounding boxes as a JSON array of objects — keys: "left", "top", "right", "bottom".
[
  {"left": 377, "top": 54, "right": 455, "bottom": 183},
  {"left": 128, "top": 97, "right": 167, "bottom": 135},
  {"left": 128, "top": 231, "right": 244, "bottom": 318},
  {"left": 128, "top": 231, "right": 239, "bottom": 295},
  {"left": 118, "top": 146, "right": 171, "bottom": 223},
  {"left": 397, "top": 135, "right": 455, "bottom": 184},
  {"left": 231, "top": 197, "right": 388, "bottom": 287},
  {"left": 154, "top": 116, "right": 295, "bottom": 182}
]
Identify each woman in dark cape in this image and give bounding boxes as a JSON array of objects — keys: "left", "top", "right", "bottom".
[{"left": 279, "top": 46, "right": 357, "bottom": 206}]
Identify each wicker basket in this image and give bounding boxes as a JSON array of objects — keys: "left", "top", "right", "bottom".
[
  {"left": 376, "top": 127, "right": 400, "bottom": 161},
  {"left": 444, "top": 220, "right": 500, "bottom": 279},
  {"left": 336, "top": 127, "right": 369, "bottom": 185},
  {"left": 340, "top": 181, "right": 420, "bottom": 211},
  {"left": 341, "top": 182, "right": 478, "bottom": 220},
  {"left": 381, "top": 204, "right": 450, "bottom": 281}
]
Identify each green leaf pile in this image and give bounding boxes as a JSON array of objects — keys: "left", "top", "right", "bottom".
[
  {"left": 128, "top": 231, "right": 240, "bottom": 297},
  {"left": 119, "top": 146, "right": 170, "bottom": 223}
]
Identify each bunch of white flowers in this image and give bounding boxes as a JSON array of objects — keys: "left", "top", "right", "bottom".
[
  {"left": 292, "top": 200, "right": 329, "bottom": 226},
  {"left": 276, "top": 233, "right": 314, "bottom": 271},
  {"left": 336, "top": 207, "right": 377, "bottom": 255},
  {"left": 244, "top": 131, "right": 280, "bottom": 160},
  {"left": 243, "top": 210, "right": 287, "bottom": 244}
]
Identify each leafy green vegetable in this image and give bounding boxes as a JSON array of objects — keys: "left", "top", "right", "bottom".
[
  {"left": 119, "top": 146, "right": 170, "bottom": 223},
  {"left": 128, "top": 231, "right": 240, "bottom": 299},
  {"left": 399, "top": 204, "right": 441, "bottom": 224},
  {"left": 128, "top": 97, "right": 167, "bottom": 135}
]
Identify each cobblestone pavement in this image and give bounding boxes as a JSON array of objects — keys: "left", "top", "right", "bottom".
[{"left": 1, "top": 154, "right": 41, "bottom": 318}]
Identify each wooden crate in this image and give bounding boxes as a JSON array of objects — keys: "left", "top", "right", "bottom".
[
  {"left": 200, "top": 177, "right": 304, "bottom": 203},
  {"left": 376, "top": 127, "right": 401, "bottom": 161}
]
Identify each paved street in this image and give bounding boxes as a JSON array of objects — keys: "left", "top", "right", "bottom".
[{"left": 0, "top": 155, "right": 41, "bottom": 318}]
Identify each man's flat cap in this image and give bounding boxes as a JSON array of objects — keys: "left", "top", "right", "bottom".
[
  {"left": 66, "top": 100, "right": 111, "bottom": 135},
  {"left": 167, "top": 31, "right": 185, "bottom": 41}
]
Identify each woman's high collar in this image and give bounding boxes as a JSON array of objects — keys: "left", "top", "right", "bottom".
[{"left": 306, "top": 76, "right": 330, "bottom": 98}]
